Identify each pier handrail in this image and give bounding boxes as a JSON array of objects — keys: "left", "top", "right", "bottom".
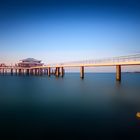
[{"left": 46, "top": 53, "right": 140, "bottom": 67}]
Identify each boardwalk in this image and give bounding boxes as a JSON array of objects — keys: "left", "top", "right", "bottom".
[{"left": 0, "top": 54, "right": 140, "bottom": 81}]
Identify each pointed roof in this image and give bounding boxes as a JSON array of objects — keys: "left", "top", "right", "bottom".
[{"left": 20, "top": 58, "right": 41, "bottom": 62}]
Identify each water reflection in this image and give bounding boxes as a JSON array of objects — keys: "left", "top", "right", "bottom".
[{"left": 0, "top": 73, "right": 139, "bottom": 139}]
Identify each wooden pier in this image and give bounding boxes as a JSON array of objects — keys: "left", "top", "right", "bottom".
[{"left": 0, "top": 54, "right": 140, "bottom": 81}]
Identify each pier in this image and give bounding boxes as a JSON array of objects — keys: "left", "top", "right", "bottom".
[{"left": 0, "top": 54, "right": 140, "bottom": 81}]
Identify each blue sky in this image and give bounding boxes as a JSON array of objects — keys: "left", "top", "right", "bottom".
[{"left": 0, "top": 0, "right": 140, "bottom": 66}]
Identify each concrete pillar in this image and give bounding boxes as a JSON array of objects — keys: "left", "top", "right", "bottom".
[
  {"left": 0, "top": 69, "right": 1, "bottom": 74},
  {"left": 37, "top": 69, "right": 40, "bottom": 75},
  {"left": 33, "top": 69, "right": 35, "bottom": 75},
  {"left": 41, "top": 68, "right": 43, "bottom": 75},
  {"left": 15, "top": 69, "right": 18, "bottom": 75},
  {"left": 26, "top": 69, "right": 30, "bottom": 75},
  {"left": 52, "top": 69, "right": 54, "bottom": 75},
  {"left": 48, "top": 67, "right": 51, "bottom": 76},
  {"left": 23, "top": 69, "right": 26, "bottom": 75},
  {"left": 11, "top": 69, "right": 13, "bottom": 75},
  {"left": 35, "top": 69, "right": 37, "bottom": 75},
  {"left": 116, "top": 65, "right": 121, "bottom": 81},
  {"left": 35, "top": 69, "right": 38, "bottom": 75},
  {"left": 44, "top": 69, "right": 47, "bottom": 75},
  {"left": 56, "top": 67, "right": 60, "bottom": 77},
  {"left": 19, "top": 69, "right": 22, "bottom": 75},
  {"left": 45, "top": 69, "right": 47, "bottom": 75},
  {"left": 32, "top": 69, "right": 35, "bottom": 75},
  {"left": 38, "top": 68, "right": 42, "bottom": 75},
  {"left": 21, "top": 69, "right": 24, "bottom": 75},
  {"left": 46, "top": 69, "right": 48, "bottom": 75},
  {"left": 41, "top": 69, "right": 44, "bottom": 75},
  {"left": 43, "top": 69, "right": 45, "bottom": 75},
  {"left": 1, "top": 69, "right": 3, "bottom": 74},
  {"left": 2, "top": 69, "right": 4, "bottom": 74},
  {"left": 80, "top": 66, "right": 84, "bottom": 79},
  {"left": 60, "top": 67, "right": 64, "bottom": 77},
  {"left": 38, "top": 69, "right": 40, "bottom": 75},
  {"left": 5, "top": 69, "right": 7, "bottom": 74},
  {"left": 30, "top": 69, "right": 33, "bottom": 75},
  {"left": 3, "top": 69, "right": 5, "bottom": 74}
]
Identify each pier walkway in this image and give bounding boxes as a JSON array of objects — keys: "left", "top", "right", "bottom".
[{"left": 0, "top": 54, "right": 140, "bottom": 81}]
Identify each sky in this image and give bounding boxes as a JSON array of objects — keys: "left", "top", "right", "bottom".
[{"left": 0, "top": 0, "right": 140, "bottom": 70}]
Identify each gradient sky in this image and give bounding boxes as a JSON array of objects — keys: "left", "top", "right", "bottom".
[{"left": 0, "top": 0, "right": 140, "bottom": 67}]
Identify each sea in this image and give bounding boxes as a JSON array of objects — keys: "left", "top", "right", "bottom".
[{"left": 0, "top": 73, "right": 140, "bottom": 140}]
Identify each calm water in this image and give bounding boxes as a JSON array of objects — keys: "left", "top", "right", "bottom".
[{"left": 0, "top": 73, "right": 140, "bottom": 140}]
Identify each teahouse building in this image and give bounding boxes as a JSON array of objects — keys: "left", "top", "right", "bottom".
[{"left": 18, "top": 58, "right": 43, "bottom": 67}]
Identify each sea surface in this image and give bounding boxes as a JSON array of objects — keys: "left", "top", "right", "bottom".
[{"left": 0, "top": 73, "right": 140, "bottom": 140}]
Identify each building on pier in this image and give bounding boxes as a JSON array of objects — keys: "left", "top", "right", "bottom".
[{"left": 18, "top": 58, "right": 43, "bottom": 67}]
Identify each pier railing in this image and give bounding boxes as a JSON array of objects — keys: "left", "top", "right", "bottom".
[{"left": 48, "top": 54, "right": 140, "bottom": 67}]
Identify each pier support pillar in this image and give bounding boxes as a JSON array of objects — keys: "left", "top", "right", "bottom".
[
  {"left": 43, "top": 69, "right": 46, "bottom": 75},
  {"left": 39, "top": 68, "right": 43, "bottom": 75},
  {"left": 5, "top": 69, "right": 7, "bottom": 74},
  {"left": 60, "top": 67, "right": 64, "bottom": 77},
  {"left": 41, "top": 69, "right": 43, "bottom": 75},
  {"left": 2, "top": 69, "right": 4, "bottom": 74},
  {"left": 26, "top": 69, "right": 30, "bottom": 75},
  {"left": 56, "top": 67, "right": 60, "bottom": 77},
  {"left": 21, "top": 69, "right": 24, "bottom": 75},
  {"left": 23, "top": 69, "right": 26, "bottom": 75},
  {"left": 80, "top": 66, "right": 84, "bottom": 79},
  {"left": 15, "top": 69, "right": 18, "bottom": 75},
  {"left": 35, "top": 69, "right": 37, "bottom": 75},
  {"left": 44, "top": 69, "right": 48, "bottom": 75},
  {"left": 38, "top": 69, "right": 41, "bottom": 75},
  {"left": 116, "top": 65, "right": 121, "bottom": 81},
  {"left": 11, "top": 69, "right": 13, "bottom": 75},
  {"left": 0, "top": 69, "right": 2, "bottom": 74},
  {"left": 32, "top": 69, "right": 34, "bottom": 75},
  {"left": 48, "top": 67, "right": 51, "bottom": 76},
  {"left": 19, "top": 69, "right": 22, "bottom": 75},
  {"left": 30, "top": 69, "right": 33, "bottom": 75}
]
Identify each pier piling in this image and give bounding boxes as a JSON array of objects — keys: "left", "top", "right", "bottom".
[
  {"left": 80, "top": 66, "right": 84, "bottom": 79},
  {"left": 39, "top": 68, "right": 43, "bottom": 75},
  {"left": 56, "top": 67, "right": 60, "bottom": 77},
  {"left": 2, "top": 69, "right": 4, "bottom": 74},
  {"left": 30, "top": 69, "right": 33, "bottom": 75},
  {"left": 15, "top": 69, "right": 18, "bottom": 75},
  {"left": 35, "top": 69, "right": 38, "bottom": 75},
  {"left": 60, "top": 67, "right": 64, "bottom": 77},
  {"left": 11, "top": 69, "right": 13, "bottom": 75},
  {"left": 26, "top": 69, "right": 30, "bottom": 75},
  {"left": 19, "top": 69, "right": 22, "bottom": 75},
  {"left": 116, "top": 65, "right": 121, "bottom": 81},
  {"left": 48, "top": 67, "right": 51, "bottom": 76}
]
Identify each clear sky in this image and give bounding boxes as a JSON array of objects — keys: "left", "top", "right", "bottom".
[{"left": 0, "top": 0, "right": 140, "bottom": 67}]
